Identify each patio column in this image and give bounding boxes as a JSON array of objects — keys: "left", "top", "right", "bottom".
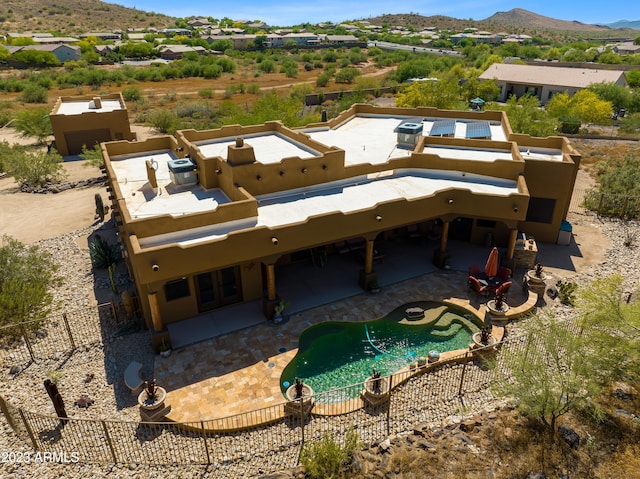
[
  {"left": 265, "top": 263, "right": 276, "bottom": 301},
  {"left": 364, "top": 239, "right": 375, "bottom": 274},
  {"left": 148, "top": 291, "right": 163, "bottom": 331},
  {"left": 506, "top": 228, "right": 518, "bottom": 260},
  {"left": 440, "top": 221, "right": 450, "bottom": 253}
]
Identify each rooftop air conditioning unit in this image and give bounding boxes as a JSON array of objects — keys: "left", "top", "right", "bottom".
[
  {"left": 168, "top": 158, "right": 197, "bottom": 186},
  {"left": 397, "top": 122, "right": 423, "bottom": 147}
]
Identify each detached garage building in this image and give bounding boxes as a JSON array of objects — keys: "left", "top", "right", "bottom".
[{"left": 50, "top": 93, "right": 135, "bottom": 156}]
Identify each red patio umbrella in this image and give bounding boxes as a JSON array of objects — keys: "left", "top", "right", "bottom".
[{"left": 484, "top": 247, "right": 499, "bottom": 278}]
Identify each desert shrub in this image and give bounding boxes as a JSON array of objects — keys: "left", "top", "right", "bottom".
[
  {"left": 259, "top": 59, "right": 276, "bottom": 73},
  {"left": 246, "top": 83, "right": 260, "bottom": 94},
  {"left": 335, "top": 67, "right": 360, "bottom": 84},
  {"left": 0, "top": 235, "right": 57, "bottom": 329},
  {"left": 280, "top": 58, "right": 298, "bottom": 78},
  {"left": 122, "top": 85, "right": 143, "bottom": 102},
  {"left": 146, "top": 109, "right": 179, "bottom": 134},
  {"left": 3, "top": 149, "right": 65, "bottom": 187},
  {"left": 202, "top": 64, "right": 223, "bottom": 79},
  {"left": 19, "top": 84, "right": 48, "bottom": 103},
  {"left": 316, "top": 72, "right": 332, "bottom": 87},
  {"left": 300, "top": 430, "right": 360, "bottom": 479},
  {"left": 198, "top": 88, "right": 214, "bottom": 98}
]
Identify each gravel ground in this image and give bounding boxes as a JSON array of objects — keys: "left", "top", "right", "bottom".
[{"left": 1, "top": 213, "right": 638, "bottom": 478}]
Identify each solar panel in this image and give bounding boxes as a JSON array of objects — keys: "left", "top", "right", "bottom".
[
  {"left": 465, "top": 121, "right": 492, "bottom": 139},
  {"left": 429, "top": 119, "right": 456, "bottom": 137}
]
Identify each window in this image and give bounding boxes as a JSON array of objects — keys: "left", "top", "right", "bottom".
[
  {"left": 526, "top": 197, "right": 556, "bottom": 224},
  {"left": 164, "top": 278, "right": 190, "bottom": 301}
]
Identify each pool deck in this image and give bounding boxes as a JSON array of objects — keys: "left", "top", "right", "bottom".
[{"left": 154, "top": 270, "right": 530, "bottom": 429}]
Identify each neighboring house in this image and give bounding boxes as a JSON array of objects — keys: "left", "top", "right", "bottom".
[
  {"left": 158, "top": 45, "right": 207, "bottom": 60},
  {"left": 50, "top": 93, "right": 135, "bottom": 156},
  {"left": 612, "top": 42, "right": 640, "bottom": 55},
  {"left": 479, "top": 63, "right": 629, "bottom": 104},
  {"left": 8, "top": 44, "right": 81, "bottom": 63},
  {"left": 188, "top": 17, "right": 212, "bottom": 28},
  {"left": 101, "top": 104, "right": 580, "bottom": 344},
  {"left": 80, "top": 32, "right": 121, "bottom": 41},
  {"left": 32, "top": 36, "right": 80, "bottom": 44},
  {"left": 323, "top": 35, "right": 359, "bottom": 44}
]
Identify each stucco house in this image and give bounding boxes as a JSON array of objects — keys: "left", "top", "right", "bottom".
[
  {"left": 100, "top": 104, "right": 580, "bottom": 348},
  {"left": 50, "top": 93, "right": 135, "bottom": 156},
  {"left": 479, "top": 63, "right": 629, "bottom": 104}
]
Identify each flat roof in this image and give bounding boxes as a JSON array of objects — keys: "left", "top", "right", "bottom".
[
  {"left": 138, "top": 168, "right": 518, "bottom": 248},
  {"left": 55, "top": 99, "right": 124, "bottom": 115},
  {"left": 520, "top": 147, "right": 564, "bottom": 162},
  {"left": 423, "top": 145, "right": 514, "bottom": 162},
  {"left": 110, "top": 150, "right": 231, "bottom": 219},
  {"left": 305, "top": 115, "right": 508, "bottom": 166},
  {"left": 195, "top": 132, "right": 320, "bottom": 164}
]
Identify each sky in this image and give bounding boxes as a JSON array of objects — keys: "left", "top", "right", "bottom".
[{"left": 114, "top": 1, "right": 640, "bottom": 28}]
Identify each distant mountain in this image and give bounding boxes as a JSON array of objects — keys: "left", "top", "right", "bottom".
[
  {"left": 0, "top": 0, "right": 175, "bottom": 34},
  {"left": 482, "top": 8, "right": 612, "bottom": 31},
  {"left": 604, "top": 20, "right": 640, "bottom": 30}
]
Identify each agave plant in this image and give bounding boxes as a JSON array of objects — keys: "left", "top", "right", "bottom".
[{"left": 89, "top": 235, "right": 120, "bottom": 294}]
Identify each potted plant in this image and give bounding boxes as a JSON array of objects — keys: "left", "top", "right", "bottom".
[
  {"left": 472, "top": 326, "right": 497, "bottom": 349},
  {"left": 362, "top": 367, "right": 390, "bottom": 406},
  {"left": 527, "top": 262, "right": 547, "bottom": 283},
  {"left": 273, "top": 300, "right": 290, "bottom": 324},
  {"left": 159, "top": 340, "right": 171, "bottom": 358},
  {"left": 487, "top": 292, "right": 509, "bottom": 316},
  {"left": 368, "top": 280, "right": 380, "bottom": 294},
  {"left": 284, "top": 377, "right": 314, "bottom": 416},
  {"left": 137, "top": 378, "right": 166, "bottom": 410}
]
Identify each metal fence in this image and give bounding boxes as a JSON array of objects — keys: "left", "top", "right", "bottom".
[
  {"left": 569, "top": 188, "right": 640, "bottom": 219},
  {"left": 0, "top": 302, "right": 141, "bottom": 366},
  {"left": 0, "top": 334, "right": 533, "bottom": 476}
]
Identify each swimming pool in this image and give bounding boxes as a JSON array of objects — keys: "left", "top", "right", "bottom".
[{"left": 280, "top": 301, "right": 481, "bottom": 403}]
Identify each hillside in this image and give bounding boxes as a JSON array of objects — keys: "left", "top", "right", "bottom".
[
  {"left": 365, "top": 9, "right": 637, "bottom": 37},
  {"left": 483, "top": 8, "right": 614, "bottom": 31},
  {"left": 0, "top": 0, "right": 175, "bottom": 34}
]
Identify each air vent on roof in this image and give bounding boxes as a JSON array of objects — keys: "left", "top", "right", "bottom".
[
  {"left": 88, "top": 97, "right": 102, "bottom": 109},
  {"left": 396, "top": 122, "right": 423, "bottom": 147},
  {"left": 168, "top": 158, "right": 198, "bottom": 186}
]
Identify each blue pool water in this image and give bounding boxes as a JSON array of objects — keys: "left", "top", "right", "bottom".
[{"left": 280, "top": 302, "right": 481, "bottom": 403}]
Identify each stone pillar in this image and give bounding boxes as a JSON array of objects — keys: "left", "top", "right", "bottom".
[
  {"left": 148, "top": 291, "right": 162, "bottom": 332},
  {"left": 506, "top": 228, "right": 518, "bottom": 260},
  {"left": 364, "top": 239, "right": 374, "bottom": 274},
  {"left": 266, "top": 263, "right": 276, "bottom": 301},
  {"left": 440, "top": 221, "right": 450, "bottom": 253}
]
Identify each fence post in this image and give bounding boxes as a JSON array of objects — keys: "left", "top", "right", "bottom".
[
  {"left": 457, "top": 362, "right": 468, "bottom": 398},
  {"left": 299, "top": 398, "right": 305, "bottom": 447},
  {"left": 110, "top": 299, "right": 119, "bottom": 322},
  {"left": 386, "top": 373, "right": 393, "bottom": 436},
  {"left": 0, "top": 395, "right": 19, "bottom": 433},
  {"left": 201, "top": 421, "right": 211, "bottom": 464},
  {"left": 20, "top": 324, "right": 35, "bottom": 362},
  {"left": 17, "top": 409, "right": 39, "bottom": 451},
  {"left": 101, "top": 420, "right": 118, "bottom": 463},
  {"left": 597, "top": 193, "right": 605, "bottom": 215},
  {"left": 62, "top": 313, "right": 76, "bottom": 350}
]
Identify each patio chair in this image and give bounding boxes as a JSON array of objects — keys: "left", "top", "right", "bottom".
[
  {"left": 468, "top": 275, "right": 490, "bottom": 299},
  {"left": 495, "top": 280, "right": 512, "bottom": 299},
  {"left": 497, "top": 266, "right": 511, "bottom": 281},
  {"left": 468, "top": 264, "right": 481, "bottom": 277}
]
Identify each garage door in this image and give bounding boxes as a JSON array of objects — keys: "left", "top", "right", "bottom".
[{"left": 64, "top": 129, "right": 112, "bottom": 155}]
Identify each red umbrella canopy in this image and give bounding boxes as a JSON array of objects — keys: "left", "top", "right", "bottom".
[{"left": 485, "top": 247, "right": 499, "bottom": 277}]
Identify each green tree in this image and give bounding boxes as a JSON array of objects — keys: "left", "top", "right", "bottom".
[
  {"left": 253, "top": 35, "right": 267, "bottom": 50},
  {"left": 13, "top": 108, "right": 53, "bottom": 145},
  {"left": 588, "top": 82, "right": 632, "bottom": 110},
  {"left": 395, "top": 79, "right": 459, "bottom": 109},
  {"left": 576, "top": 275, "right": 640, "bottom": 385},
  {"left": 0, "top": 236, "right": 58, "bottom": 329},
  {"left": 501, "top": 94, "right": 557, "bottom": 137},
  {"left": 625, "top": 70, "right": 640, "bottom": 88},
  {"left": 494, "top": 314, "right": 601, "bottom": 435},
  {"left": 546, "top": 90, "right": 613, "bottom": 124}
]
